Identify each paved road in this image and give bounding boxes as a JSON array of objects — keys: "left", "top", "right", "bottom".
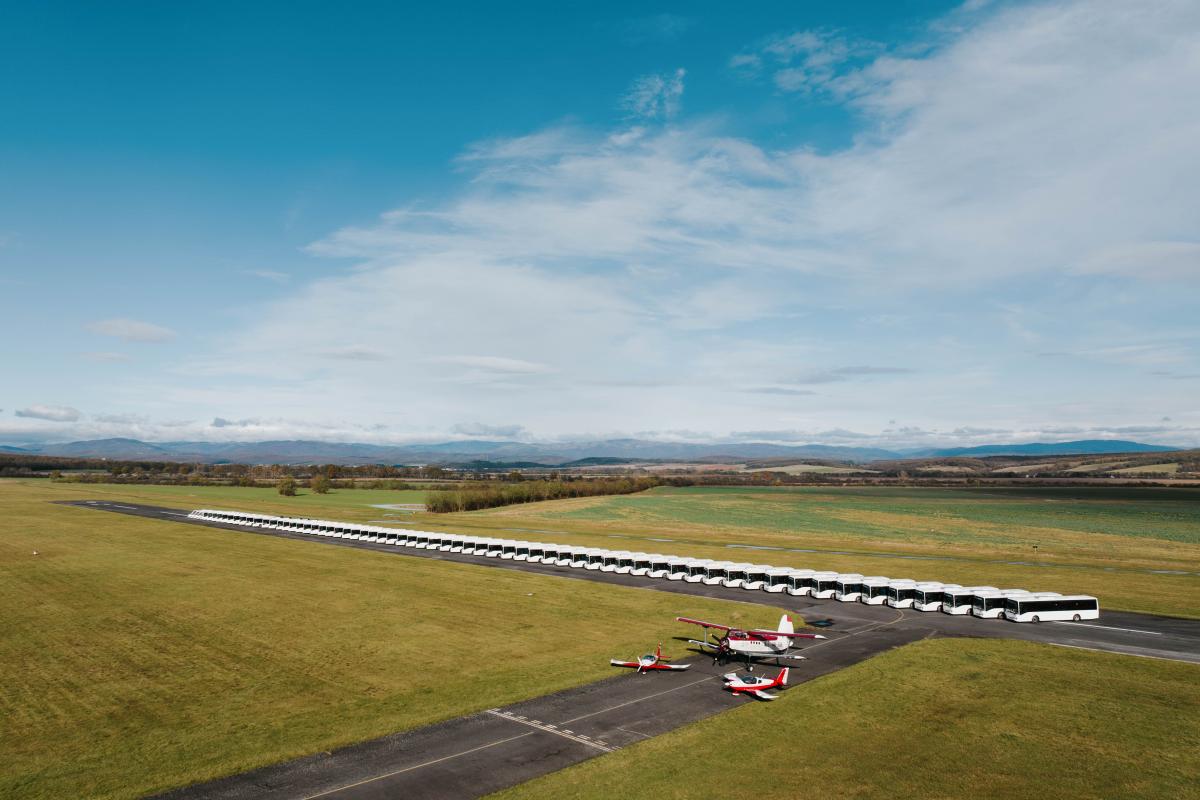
[{"left": 58, "top": 500, "right": 1200, "bottom": 800}]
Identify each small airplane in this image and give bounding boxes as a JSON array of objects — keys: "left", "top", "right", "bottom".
[
  {"left": 724, "top": 667, "right": 789, "bottom": 700},
  {"left": 676, "top": 614, "right": 825, "bottom": 669},
  {"left": 610, "top": 643, "right": 692, "bottom": 674}
]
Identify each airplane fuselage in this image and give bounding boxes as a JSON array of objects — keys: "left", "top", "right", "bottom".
[{"left": 723, "top": 631, "right": 788, "bottom": 657}]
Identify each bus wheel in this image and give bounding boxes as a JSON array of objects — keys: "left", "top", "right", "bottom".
[
  {"left": 1031, "top": 615, "right": 1041, "bottom": 624},
  {"left": 1072, "top": 614, "right": 1081, "bottom": 622}
]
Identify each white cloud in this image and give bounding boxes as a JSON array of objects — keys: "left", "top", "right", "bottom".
[
  {"left": 15, "top": 405, "right": 81, "bottom": 422},
  {"left": 432, "top": 356, "right": 553, "bottom": 374},
  {"left": 1076, "top": 241, "right": 1200, "bottom": 280},
  {"left": 88, "top": 318, "right": 176, "bottom": 343},
  {"left": 93, "top": 413, "right": 148, "bottom": 424},
  {"left": 316, "top": 345, "right": 389, "bottom": 362},
  {"left": 451, "top": 422, "right": 528, "bottom": 438},
  {"left": 623, "top": 68, "right": 686, "bottom": 120},
  {"left": 788, "top": 366, "right": 917, "bottom": 385},
  {"left": 734, "top": 28, "right": 878, "bottom": 96},
  {"left": 83, "top": 351, "right": 133, "bottom": 363},
  {"left": 246, "top": 269, "right": 292, "bottom": 283}
]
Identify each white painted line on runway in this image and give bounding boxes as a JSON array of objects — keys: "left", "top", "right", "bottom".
[
  {"left": 113, "top": 504, "right": 137, "bottom": 510},
  {"left": 1055, "top": 621, "right": 1162, "bottom": 635},
  {"left": 487, "top": 710, "right": 615, "bottom": 752},
  {"left": 561, "top": 676, "right": 717, "bottom": 726},
  {"left": 1046, "top": 642, "right": 1196, "bottom": 664},
  {"left": 299, "top": 729, "right": 537, "bottom": 800}
]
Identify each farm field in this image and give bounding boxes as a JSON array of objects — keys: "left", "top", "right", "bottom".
[
  {"left": 443, "top": 485, "right": 1200, "bottom": 618},
  {"left": 493, "top": 638, "right": 1200, "bottom": 800},
  {"left": 0, "top": 480, "right": 779, "bottom": 800},
  {"left": 4, "top": 479, "right": 429, "bottom": 522}
]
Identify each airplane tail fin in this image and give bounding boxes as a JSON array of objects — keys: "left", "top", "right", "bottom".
[
  {"left": 778, "top": 614, "right": 794, "bottom": 636},
  {"left": 777, "top": 667, "right": 790, "bottom": 687},
  {"left": 656, "top": 642, "right": 662, "bottom": 660}
]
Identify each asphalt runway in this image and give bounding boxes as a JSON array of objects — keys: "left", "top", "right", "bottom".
[{"left": 58, "top": 500, "right": 1200, "bottom": 799}]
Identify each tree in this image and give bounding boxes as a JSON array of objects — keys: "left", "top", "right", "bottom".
[
  {"left": 278, "top": 476, "right": 297, "bottom": 496},
  {"left": 310, "top": 474, "right": 332, "bottom": 494}
]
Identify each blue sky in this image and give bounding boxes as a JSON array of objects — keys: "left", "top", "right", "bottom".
[{"left": 2, "top": 0, "right": 1198, "bottom": 449}]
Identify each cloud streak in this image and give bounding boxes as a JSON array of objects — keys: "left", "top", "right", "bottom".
[
  {"left": 15, "top": 405, "right": 81, "bottom": 422},
  {"left": 88, "top": 318, "right": 176, "bottom": 343}
]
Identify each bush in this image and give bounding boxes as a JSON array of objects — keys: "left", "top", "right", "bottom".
[
  {"left": 310, "top": 475, "right": 332, "bottom": 494},
  {"left": 278, "top": 477, "right": 297, "bottom": 496}
]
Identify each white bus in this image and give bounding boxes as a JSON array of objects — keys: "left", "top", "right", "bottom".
[
  {"left": 885, "top": 579, "right": 920, "bottom": 608},
  {"left": 913, "top": 582, "right": 958, "bottom": 611},
  {"left": 667, "top": 557, "right": 694, "bottom": 580},
  {"left": 631, "top": 554, "right": 656, "bottom": 576},
  {"left": 703, "top": 562, "right": 731, "bottom": 586},
  {"left": 649, "top": 557, "right": 674, "bottom": 579},
  {"left": 860, "top": 576, "right": 892, "bottom": 605},
  {"left": 1004, "top": 595, "right": 1099, "bottom": 623},
  {"left": 811, "top": 572, "right": 842, "bottom": 599},
  {"left": 971, "top": 589, "right": 1030, "bottom": 619},
  {"left": 764, "top": 568, "right": 794, "bottom": 593},
  {"left": 787, "top": 570, "right": 817, "bottom": 596},
  {"left": 722, "top": 563, "right": 752, "bottom": 588},
  {"left": 601, "top": 552, "right": 624, "bottom": 572},
  {"left": 741, "top": 566, "right": 772, "bottom": 591},
  {"left": 834, "top": 574, "right": 866, "bottom": 602},
  {"left": 941, "top": 586, "right": 998, "bottom": 614}
]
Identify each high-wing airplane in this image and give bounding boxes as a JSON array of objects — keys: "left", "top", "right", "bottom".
[
  {"left": 676, "top": 614, "right": 825, "bottom": 668},
  {"left": 724, "top": 667, "right": 789, "bottom": 700},
  {"left": 610, "top": 643, "right": 692, "bottom": 674}
]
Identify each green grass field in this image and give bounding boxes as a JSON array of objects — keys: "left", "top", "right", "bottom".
[
  {"left": 0, "top": 480, "right": 783, "bottom": 800},
  {"left": 445, "top": 485, "right": 1200, "bottom": 618},
  {"left": 492, "top": 638, "right": 1200, "bottom": 800},
  {"left": 12, "top": 479, "right": 1199, "bottom": 618}
]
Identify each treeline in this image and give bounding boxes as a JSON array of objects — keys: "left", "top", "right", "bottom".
[
  {"left": 426, "top": 477, "right": 664, "bottom": 512},
  {"left": 0, "top": 453, "right": 465, "bottom": 484},
  {"left": 47, "top": 472, "right": 437, "bottom": 491}
]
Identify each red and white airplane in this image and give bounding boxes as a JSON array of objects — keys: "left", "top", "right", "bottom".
[
  {"left": 724, "top": 667, "right": 789, "bottom": 700},
  {"left": 610, "top": 643, "right": 692, "bottom": 674},
  {"left": 676, "top": 614, "right": 825, "bottom": 668}
]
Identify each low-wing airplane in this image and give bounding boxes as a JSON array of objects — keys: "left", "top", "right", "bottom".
[
  {"left": 676, "top": 614, "right": 825, "bottom": 668},
  {"left": 610, "top": 643, "right": 692, "bottom": 674},
  {"left": 724, "top": 667, "right": 789, "bottom": 700}
]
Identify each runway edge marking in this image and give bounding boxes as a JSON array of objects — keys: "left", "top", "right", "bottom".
[
  {"left": 297, "top": 729, "right": 537, "bottom": 800},
  {"left": 487, "top": 710, "right": 616, "bottom": 752}
]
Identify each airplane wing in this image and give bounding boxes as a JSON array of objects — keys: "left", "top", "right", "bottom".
[
  {"left": 685, "top": 638, "right": 719, "bottom": 650},
  {"left": 749, "top": 630, "right": 827, "bottom": 639},
  {"left": 775, "top": 653, "right": 808, "bottom": 660},
  {"left": 676, "top": 616, "right": 733, "bottom": 631},
  {"left": 609, "top": 659, "right": 641, "bottom": 668},
  {"left": 645, "top": 662, "right": 691, "bottom": 671},
  {"left": 750, "top": 690, "right": 779, "bottom": 701}
]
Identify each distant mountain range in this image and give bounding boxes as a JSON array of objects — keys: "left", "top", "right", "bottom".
[
  {"left": 903, "top": 440, "right": 1178, "bottom": 458},
  {"left": 0, "top": 437, "right": 1182, "bottom": 465}
]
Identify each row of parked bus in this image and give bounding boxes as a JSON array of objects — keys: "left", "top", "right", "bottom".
[{"left": 188, "top": 509, "right": 1100, "bottom": 623}]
